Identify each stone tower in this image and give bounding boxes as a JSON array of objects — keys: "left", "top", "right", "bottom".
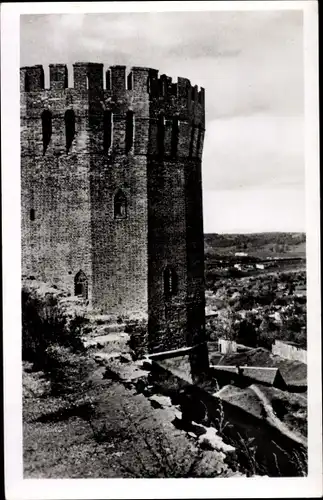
[{"left": 21, "top": 63, "right": 208, "bottom": 362}]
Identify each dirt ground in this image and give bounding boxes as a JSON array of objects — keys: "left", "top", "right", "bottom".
[{"left": 23, "top": 352, "right": 238, "bottom": 478}]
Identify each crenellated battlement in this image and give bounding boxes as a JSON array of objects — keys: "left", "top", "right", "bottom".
[
  {"left": 21, "top": 62, "right": 205, "bottom": 160},
  {"left": 20, "top": 63, "right": 205, "bottom": 107}
]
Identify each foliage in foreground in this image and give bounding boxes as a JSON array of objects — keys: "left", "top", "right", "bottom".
[{"left": 22, "top": 285, "right": 91, "bottom": 394}]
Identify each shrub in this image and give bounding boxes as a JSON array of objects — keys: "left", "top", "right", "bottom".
[
  {"left": 22, "top": 286, "right": 85, "bottom": 367},
  {"left": 235, "top": 319, "right": 258, "bottom": 347}
]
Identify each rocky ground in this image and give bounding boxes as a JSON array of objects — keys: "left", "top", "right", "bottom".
[{"left": 23, "top": 322, "right": 244, "bottom": 478}]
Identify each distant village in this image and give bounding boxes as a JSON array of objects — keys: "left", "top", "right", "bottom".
[{"left": 213, "top": 251, "right": 305, "bottom": 274}]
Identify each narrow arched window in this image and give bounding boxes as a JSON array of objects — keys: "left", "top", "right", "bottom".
[
  {"left": 41, "top": 110, "right": 52, "bottom": 155},
  {"left": 24, "top": 73, "right": 30, "bottom": 92},
  {"left": 127, "top": 72, "right": 133, "bottom": 90},
  {"left": 65, "top": 109, "right": 75, "bottom": 153},
  {"left": 196, "top": 125, "right": 203, "bottom": 158},
  {"left": 125, "top": 111, "right": 134, "bottom": 153},
  {"left": 74, "top": 270, "right": 88, "bottom": 299},
  {"left": 114, "top": 190, "right": 127, "bottom": 219},
  {"left": 164, "top": 267, "right": 178, "bottom": 298},
  {"left": 157, "top": 114, "right": 165, "bottom": 156},
  {"left": 159, "top": 78, "right": 167, "bottom": 96},
  {"left": 104, "top": 110, "right": 112, "bottom": 152},
  {"left": 106, "top": 70, "right": 111, "bottom": 91},
  {"left": 171, "top": 117, "right": 179, "bottom": 158},
  {"left": 189, "top": 123, "right": 196, "bottom": 158},
  {"left": 30, "top": 209, "right": 35, "bottom": 221}
]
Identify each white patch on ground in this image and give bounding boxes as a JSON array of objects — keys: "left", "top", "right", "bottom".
[
  {"left": 148, "top": 394, "right": 173, "bottom": 408},
  {"left": 84, "top": 332, "right": 130, "bottom": 348},
  {"left": 198, "top": 426, "right": 236, "bottom": 454}
]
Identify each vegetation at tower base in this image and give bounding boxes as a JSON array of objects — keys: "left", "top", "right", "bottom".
[
  {"left": 22, "top": 286, "right": 83, "bottom": 362},
  {"left": 21, "top": 62, "right": 207, "bottom": 359},
  {"left": 22, "top": 282, "right": 94, "bottom": 397}
]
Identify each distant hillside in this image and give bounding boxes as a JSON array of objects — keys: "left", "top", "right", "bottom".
[{"left": 204, "top": 232, "right": 306, "bottom": 259}]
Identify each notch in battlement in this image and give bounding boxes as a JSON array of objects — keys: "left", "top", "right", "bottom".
[{"left": 159, "top": 74, "right": 173, "bottom": 97}]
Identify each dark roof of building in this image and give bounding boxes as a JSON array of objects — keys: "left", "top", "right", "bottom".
[
  {"left": 211, "top": 365, "right": 238, "bottom": 374},
  {"left": 241, "top": 366, "right": 283, "bottom": 386},
  {"left": 210, "top": 364, "right": 286, "bottom": 387},
  {"left": 208, "top": 347, "right": 307, "bottom": 387},
  {"left": 276, "top": 340, "right": 303, "bottom": 348}
]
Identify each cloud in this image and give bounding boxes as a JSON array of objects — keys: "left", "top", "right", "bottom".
[
  {"left": 21, "top": 12, "right": 303, "bottom": 115},
  {"left": 20, "top": 10, "right": 304, "bottom": 232},
  {"left": 202, "top": 114, "right": 304, "bottom": 191},
  {"left": 203, "top": 187, "right": 305, "bottom": 233}
]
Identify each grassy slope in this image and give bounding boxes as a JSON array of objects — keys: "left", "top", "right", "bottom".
[{"left": 23, "top": 360, "right": 233, "bottom": 479}]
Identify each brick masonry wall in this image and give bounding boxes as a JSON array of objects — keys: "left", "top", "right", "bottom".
[
  {"left": 184, "top": 157, "right": 206, "bottom": 347},
  {"left": 86, "top": 66, "right": 151, "bottom": 314},
  {"left": 90, "top": 155, "right": 148, "bottom": 314},
  {"left": 147, "top": 157, "right": 189, "bottom": 352},
  {"left": 147, "top": 76, "right": 207, "bottom": 356},
  {"left": 21, "top": 64, "right": 151, "bottom": 312},
  {"left": 21, "top": 63, "right": 207, "bottom": 361},
  {"left": 21, "top": 87, "right": 93, "bottom": 300}
]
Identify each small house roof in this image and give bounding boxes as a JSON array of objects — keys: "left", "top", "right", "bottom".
[
  {"left": 211, "top": 364, "right": 286, "bottom": 388},
  {"left": 211, "top": 365, "right": 239, "bottom": 374},
  {"left": 241, "top": 366, "right": 283, "bottom": 386},
  {"left": 205, "top": 306, "right": 217, "bottom": 317}
]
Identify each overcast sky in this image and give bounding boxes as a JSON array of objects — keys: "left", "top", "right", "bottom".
[{"left": 20, "top": 10, "right": 304, "bottom": 234}]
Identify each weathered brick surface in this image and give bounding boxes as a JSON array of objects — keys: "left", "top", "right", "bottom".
[{"left": 21, "top": 63, "right": 207, "bottom": 358}]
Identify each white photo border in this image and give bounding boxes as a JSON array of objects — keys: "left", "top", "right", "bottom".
[{"left": 1, "top": 2, "right": 321, "bottom": 499}]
